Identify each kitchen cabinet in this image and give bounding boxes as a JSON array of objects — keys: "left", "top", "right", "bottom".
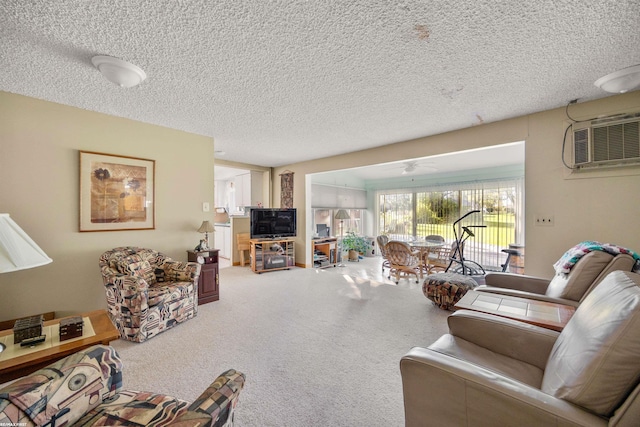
[
  {"left": 234, "top": 171, "right": 263, "bottom": 208},
  {"left": 214, "top": 225, "right": 231, "bottom": 259}
]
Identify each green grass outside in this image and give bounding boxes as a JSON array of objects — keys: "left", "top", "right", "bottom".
[{"left": 388, "top": 213, "right": 515, "bottom": 248}]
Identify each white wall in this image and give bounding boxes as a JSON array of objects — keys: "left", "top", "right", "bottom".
[
  {"left": 0, "top": 92, "right": 215, "bottom": 321},
  {"left": 524, "top": 101, "right": 640, "bottom": 275}
]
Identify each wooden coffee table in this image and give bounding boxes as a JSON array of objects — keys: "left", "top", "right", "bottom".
[
  {"left": 454, "top": 290, "right": 575, "bottom": 331},
  {"left": 0, "top": 309, "right": 119, "bottom": 383}
]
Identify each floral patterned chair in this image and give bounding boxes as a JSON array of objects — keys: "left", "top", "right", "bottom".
[
  {"left": 99, "top": 246, "right": 201, "bottom": 342},
  {"left": 0, "top": 345, "right": 245, "bottom": 426}
]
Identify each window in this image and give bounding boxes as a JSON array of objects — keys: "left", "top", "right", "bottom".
[
  {"left": 313, "top": 209, "right": 364, "bottom": 237},
  {"left": 378, "top": 178, "right": 524, "bottom": 269}
]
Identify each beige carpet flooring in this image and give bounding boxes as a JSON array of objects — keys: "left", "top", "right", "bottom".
[{"left": 111, "top": 257, "right": 450, "bottom": 426}]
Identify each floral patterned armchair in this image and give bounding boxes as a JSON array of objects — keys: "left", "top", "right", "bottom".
[
  {"left": 99, "top": 246, "right": 201, "bottom": 342},
  {"left": 0, "top": 345, "right": 245, "bottom": 426}
]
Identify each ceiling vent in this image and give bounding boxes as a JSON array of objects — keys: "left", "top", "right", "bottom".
[{"left": 572, "top": 113, "right": 640, "bottom": 170}]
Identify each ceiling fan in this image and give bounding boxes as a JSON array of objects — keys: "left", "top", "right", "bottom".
[{"left": 400, "top": 160, "right": 437, "bottom": 175}]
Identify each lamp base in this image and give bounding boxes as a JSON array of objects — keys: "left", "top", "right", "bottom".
[{"left": 195, "top": 240, "right": 209, "bottom": 251}]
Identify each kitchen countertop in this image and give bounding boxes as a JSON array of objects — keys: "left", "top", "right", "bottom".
[{"left": 215, "top": 216, "right": 249, "bottom": 229}]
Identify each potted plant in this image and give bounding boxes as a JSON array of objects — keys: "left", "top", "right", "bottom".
[{"left": 341, "top": 232, "right": 372, "bottom": 262}]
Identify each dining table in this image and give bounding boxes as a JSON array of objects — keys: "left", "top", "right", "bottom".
[{"left": 406, "top": 239, "right": 446, "bottom": 274}]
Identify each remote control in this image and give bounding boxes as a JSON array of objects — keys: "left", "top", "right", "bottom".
[{"left": 20, "top": 335, "right": 46, "bottom": 347}]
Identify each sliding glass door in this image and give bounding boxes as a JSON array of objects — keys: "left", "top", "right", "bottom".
[{"left": 378, "top": 178, "right": 524, "bottom": 270}]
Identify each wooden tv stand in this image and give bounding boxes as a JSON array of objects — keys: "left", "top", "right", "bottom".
[{"left": 250, "top": 238, "right": 295, "bottom": 273}]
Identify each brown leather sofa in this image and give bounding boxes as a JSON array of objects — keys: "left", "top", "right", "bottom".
[
  {"left": 475, "top": 250, "right": 636, "bottom": 306},
  {"left": 400, "top": 270, "right": 640, "bottom": 426}
]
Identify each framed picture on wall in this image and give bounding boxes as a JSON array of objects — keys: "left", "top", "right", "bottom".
[{"left": 79, "top": 151, "right": 155, "bottom": 232}]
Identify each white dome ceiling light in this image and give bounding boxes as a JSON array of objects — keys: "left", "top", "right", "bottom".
[
  {"left": 594, "top": 64, "right": 640, "bottom": 94},
  {"left": 91, "top": 55, "right": 147, "bottom": 88}
]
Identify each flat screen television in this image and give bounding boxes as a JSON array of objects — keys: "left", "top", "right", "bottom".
[{"left": 250, "top": 208, "right": 297, "bottom": 239}]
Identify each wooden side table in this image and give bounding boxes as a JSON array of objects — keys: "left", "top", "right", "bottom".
[
  {"left": 188, "top": 249, "right": 220, "bottom": 304},
  {"left": 454, "top": 290, "right": 575, "bottom": 331},
  {"left": 0, "top": 309, "right": 119, "bottom": 383},
  {"left": 312, "top": 237, "right": 338, "bottom": 268}
]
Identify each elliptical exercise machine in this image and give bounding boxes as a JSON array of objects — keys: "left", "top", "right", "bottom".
[
  {"left": 445, "top": 210, "right": 522, "bottom": 276},
  {"left": 445, "top": 210, "right": 486, "bottom": 276}
]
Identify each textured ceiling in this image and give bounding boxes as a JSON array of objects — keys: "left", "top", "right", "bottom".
[{"left": 1, "top": 1, "right": 639, "bottom": 167}]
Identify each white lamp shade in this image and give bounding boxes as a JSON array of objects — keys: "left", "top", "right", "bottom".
[
  {"left": 91, "top": 55, "right": 147, "bottom": 88},
  {"left": 594, "top": 64, "right": 640, "bottom": 94},
  {"left": 197, "top": 220, "right": 215, "bottom": 233},
  {"left": 335, "top": 209, "right": 351, "bottom": 220},
  {"left": 0, "top": 214, "right": 52, "bottom": 273}
]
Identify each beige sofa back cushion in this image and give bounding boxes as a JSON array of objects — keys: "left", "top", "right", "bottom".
[
  {"left": 545, "top": 250, "right": 613, "bottom": 301},
  {"left": 542, "top": 270, "right": 640, "bottom": 416}
]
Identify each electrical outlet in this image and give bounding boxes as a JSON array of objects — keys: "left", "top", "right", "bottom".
[
  {"left": 202, "top": 202, "right": 210, "bottom": 212},
  {"left": 534, "top": 215, "right": 554, "bottom": 226}
]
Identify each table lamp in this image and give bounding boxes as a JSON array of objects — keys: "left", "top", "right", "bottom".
[
  {"left": 197, "top": 220, "right": 215, "bottom": 250},
  {"left": 0, "top": 214, "right": 52, "bottom": 273},
  {"left": 335, "top": 210, "right": 351, "bottom": 266},
  {"left": 0, "top": 213, "right": 52, "bottom": 353}
]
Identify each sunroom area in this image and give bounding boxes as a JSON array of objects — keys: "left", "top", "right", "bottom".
[{"left": 309, "top": 141, "right": 525, "bottom": 272}]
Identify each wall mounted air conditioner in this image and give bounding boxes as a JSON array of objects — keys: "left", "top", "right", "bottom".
[{"left": 572, "top": 113, "right": 640, "bottom": 170}]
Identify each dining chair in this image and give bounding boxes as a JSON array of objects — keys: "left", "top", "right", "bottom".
[
  {"left": 377, "top": 235, "right": 390, "bottom": 273},
  {"left": 237, "top": 232, "right": 251, "bottom": 266},
  {"left": 425, "top": 241, "right": 459, "bottom": 275},
  {"left": 386, "top": 241, "right": 423, "bottom": 284}
]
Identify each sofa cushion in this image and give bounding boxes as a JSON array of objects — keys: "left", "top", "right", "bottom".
[
  {"left": 164, "top": 261, "right": 200, "bottom": 282},
  {"left": 74, "top": 389, "right": 192, "bottom": 426},
  {"left": 126, "top": 260, "right": 156, "bottom": 285},
  {"left": 545, "top": 250, "right": 613, "bottom": 301},
  {"left": 154, "top": 267, "right": 167, "bottom": 282},
  {"left": 0, "top": 345, "right": 122, "bottom": 426},
  {"left": 541, "top": 270, "right": 640, "bottom": 416},
  {"left": 113, "top": 253, "right": 142, "bottom": 272},
  {"left": 428, "top": 334, "right": 544, "bottom": 388},
  {"left": 147, "top": 281, "right": 195, "bottom": 307}
]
